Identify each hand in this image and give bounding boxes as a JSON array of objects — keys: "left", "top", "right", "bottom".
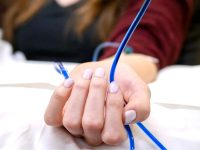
[{"left": 44, "top": 61, "right": 150, "bottom": 146}]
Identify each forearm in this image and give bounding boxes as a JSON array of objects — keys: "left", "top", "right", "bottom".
[{"left": 101, "top": 0, "right": 194, "bottom": 70}]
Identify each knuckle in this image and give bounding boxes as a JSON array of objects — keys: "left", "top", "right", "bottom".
[
  {"left": 63, "top": 117, "right": 81, "bottom": 130},
  {"left": 91, "top": 79, "right": 107, "bottom": 89},
  {"left": 102, "top": 131, "right": 124, "bottom": 145},
  {"left": 53, "top": 88, "right": 66, "bottom": 102},
  {"left": 74, "top": 80, "right": 88, "bottom": 91},
  {"left": 85, "top": 139, "right": 103, "bottom": 146},
  {"left": 143, "top": 105, "right": 150, "bottom": 120},
  {"left": 106, "top": 98, "right": 123, "bottom": 109},
  {"left": 44, "top": 115, "right": 61, "bottom": 127},
  {"left": 82, "top": 117, "right": 104, "bottom": 131},
  {"left": 140, "top": 104, "right": 150, "bottom": 121}
]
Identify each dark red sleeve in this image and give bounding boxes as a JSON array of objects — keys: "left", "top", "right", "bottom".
[{"left": 100, "top": 0, "right": 194, "bottom": 69}]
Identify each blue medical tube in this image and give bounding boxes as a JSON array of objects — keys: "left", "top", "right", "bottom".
[
  {"left": 92, "top": 42, "right": 120, "bottom": 61},
  {"left": 109, "top": 0, "right": 151, "bottom": 149},
  {"left": 110, "top": 0, "right": 151, "bottom": 81},
  {"left": 136, "top": 122, "right": 167, "bottom": 150},
  {"left": 55, "top": 0, "right": 167, "bottom": 149},
  {"left": 92, "top": 42, "right": 133, "bottom": 61},
  {"left": 55, "top": 62, "right": 69, "bottom": 79},
  {"left": 109, "top": 0, "right": 166, "bottom": 149}
]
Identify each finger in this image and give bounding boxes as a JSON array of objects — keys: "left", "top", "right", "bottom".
[
  {"left": 102, "top": 82, "right": 126, "bottom": 145},
  {"left": 44, "top": 78, "right": 74, "bottom": 127},
  {"left": 63, "top": 69, "right": 93, "bottom": 136},
  {"left": 124, "top": 83, "right": 151, "bottom": 124},
  {"left": 82, "top": 68, "right": 107, "bottom": 145}
]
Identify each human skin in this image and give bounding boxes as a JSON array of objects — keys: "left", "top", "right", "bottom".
[{"left": 44, "top": 53, "right": 157, "bottom": 146}]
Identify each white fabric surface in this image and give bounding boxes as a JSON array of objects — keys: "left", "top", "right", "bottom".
[
  {"left": 149, "top": 65, "right": 200, "bottom": 107},
  {"left": 0, "top": 32, "right": 26, "bottom": 63},
  {"left": 0, "top": 61, "right": 200, "bottom": 150}
]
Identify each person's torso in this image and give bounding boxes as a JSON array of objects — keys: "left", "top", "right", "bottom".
[{"left": 14, "top": 0, "right": 102, "bottom": 62}]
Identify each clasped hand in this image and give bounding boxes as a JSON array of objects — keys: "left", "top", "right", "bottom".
[{"left": 44, "top": 61, "right": 150, "bottom": 146}]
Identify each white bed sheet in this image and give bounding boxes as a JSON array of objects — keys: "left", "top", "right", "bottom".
[{"left": 0, "top": 61, "right": 200, "bottom": 150}]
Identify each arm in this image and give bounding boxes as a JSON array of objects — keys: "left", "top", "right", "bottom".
[
  {"left": 44, "top": 0, "right": 194, "bottom": 146},
  {"left": 101, "top": 0, "right": 194, "bottom": 81}
]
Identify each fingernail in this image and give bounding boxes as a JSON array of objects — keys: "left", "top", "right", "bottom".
[
  {"left": 109, "top": 81, "right": 118, "bottom": 93},
  {"left": 63, "top": 78, "right": 74, "bottom": 88},
  {"left": 95, "top": 68, "right": 105, "bottom": 78},
  {"left": 125, "top": 110, "right": 136, "bottom": 125},
  {"left": 83, "top": 68, "right": 93, "bottom": 80}
]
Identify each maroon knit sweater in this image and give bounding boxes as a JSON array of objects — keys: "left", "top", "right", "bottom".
[{"left": 101, "top": 0, "right": 194, "bottom": 69}]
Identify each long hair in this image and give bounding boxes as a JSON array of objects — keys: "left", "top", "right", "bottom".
[
  {"left": 2, "top": 0, "right": 46, "bottom": 42},
  {"left": 2, "top": 0, "right": 128, "bottom": 42}
]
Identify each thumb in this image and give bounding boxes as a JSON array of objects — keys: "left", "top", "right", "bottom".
[{"left": 123, "top": 85, "right": 151, "bottom": 125}]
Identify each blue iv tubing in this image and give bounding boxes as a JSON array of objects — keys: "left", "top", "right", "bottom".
[
  {"left": 92, "top": 42, "right": 133, "bottom": 62},
  {"left": 55, "top": 0, "right": 167, "bottom": 149},
  {"left": 55, "top": 62, "right": 166, "bottom": 150},
  {"left": 108, "top": 0, "right": 167, "bottom": 150}
]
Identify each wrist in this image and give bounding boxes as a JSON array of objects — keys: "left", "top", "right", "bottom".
[{"left": 102, "top": 53, "right": 158, "bottom": 83}]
